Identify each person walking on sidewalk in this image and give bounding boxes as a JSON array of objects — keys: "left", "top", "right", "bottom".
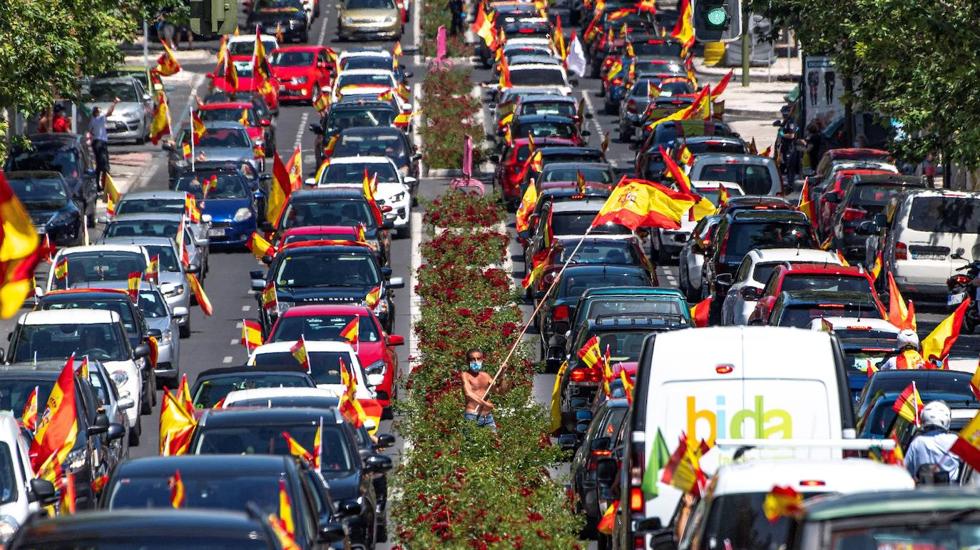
[
  {"left": 461, "top": 348, "right": 497, "bottom": 429},
  {"left": 89, "top": 97, "right": 119, "bottom": 191}
]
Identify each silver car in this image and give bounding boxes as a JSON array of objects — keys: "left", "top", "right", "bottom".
[
  {"left": 137, "top": 285, "right": 184, "bottom": 385},
  {"left": 165, "top": 121, "right": 259, "bottom": 182},
  {"left": 85, "top": 359, "right": 135, "bottom": 462},
  {"left": 82, "top": 77, "right": 153, "bottom": 144},
  {"left": 101, "top": 237, "right": 195, "bottom": 338},
  {"left": 113, "top": 190, "right": 213, "bottom": 255},
  {"left": 100, "top": 213, "right": 209, "bottom": 280}
]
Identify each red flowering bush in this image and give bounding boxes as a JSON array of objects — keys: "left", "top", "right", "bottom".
[
  {"left": 391, "top": 192, "right": 580, "bottom": 547},
  {"left": 420, "top": 65, "right": 484, "bottom": 170}
]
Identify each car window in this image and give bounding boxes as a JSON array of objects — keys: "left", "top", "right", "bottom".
[
  {"left": 280, "top": 199, "right": 375, "bottom": 229},
  {"left": 724, "top": 222, "right": 815, "bottom": 261},
  {"left": 907, "top": 196, "right": 980, "bottom": 234},
  {"left": 183, "top": 128, "right": 250, "bottom": 148},
  {"left": 0, "top": 378, "right": 56, "bottom": 421},
  {"left": 52, "top": 252, "right": 147, "bottom": 288},
  {"left": 561, "top": 241, "right": 638, "bottom": 266},
  {"left": 560, "top": 272, "right": 650, "bottom": 299},
  {"left": 103, "top": 219, "right": 180, "bottom": 240},
  {"left": 272, "top": 51, "right": 315, "bottom": 67},
  {"left": 115, "top": 198, "right": 185, "bottom": 215},
  {"left": 0, "top": 443, "right": 17, "bottom": 505},
  {"left": 326, "top": 107, "right": 395, "bottom": 130},
  {"left": 12, "top": 322, "right": 129, "bottom": 362},
  {"left": 199, "top": 107, "right": 256, "bottom": 125},
  {"left": 553, "top": 212, "right": 632, "bottom": 236},
  {"left": 271, "top": 315, "right": 381, "bottom": 343},
  {"left": 510, "top": 69, "right": 566, "bottom": 87},
  {"left": 85, "top": 80, "right": 139, "bottom": 102},
  {"left": 138, "top": 291, "right": 170, "bottom": 318},
  {"left": 109, "top": 473, "right": 289, "bottom": 518},
  {"left": 321, "top": 162, "right": 397, "bottom": 184},
  {"left": 275, "top": 251, "right": 380, "bottom": 288},
  {"left": 337, "top": 74, "right": 395, "bottom": 89},
  {"left": 751, "top": 262, "right": 789, "bottom": 284},
  {"left": 7, "top": 176, "right": 69, "bottom": 210},
  {"left": 777, "top": 305, "right": 874, "bottom": 329},
  {"left": 141, "top": 244, "right": 181, "bottom": 272},
  {"left": 699, "top": 164, "right": 774, "bottom": 195},
  {"left": 252, "top": 351, "right": 351, "bottom": 385},
  {"left": 781, "top": 274, "right": 872, "bottom": 293},
  {"left": 346, "top": 0, "right": 395, "bottom": 9},
  {"left": 515, "top": 121, "right": 576, "bottom": 140},
  {"left": 43, "top": 298, "right": 138, "bottom": 338},
  {"left": 194, "top": 424, "right": 354, "bottom": 472},
  {"left": 520, "top": 101, "right": 576, "bottom": 117},
  {"left": 595, "top": 330, "right": 649, "bottom": 362},
  {"left": 698, "top": 492, "right": 824, "bottom": 550},
  {"left": 175, "top": 174, "right": 250, "bottom": 199},
  {"left": 6, "top": 147, "right": 79, "bottom": 179},
  {"left": 585, "top": 297, "right": 684, "bottom": 320},
  {"left": 192, "top": 374, "right": 315, "bottom": 408},
  {"left": 734, "top": 257, "right": 752, "bottom": 282},
  {"left": 541, "top": 166, "right": 612, "bottom": 184},
  {"left": 334, "top": 133, "right": 407, "bottom": 162}
]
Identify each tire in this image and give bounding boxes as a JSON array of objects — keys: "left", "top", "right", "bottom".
[
  {"left": 140, "top": 383, "right": 151, "bottom": 415},
  {"left": 618, "top": 125, "right": 631, "bottom": 143},
  {"left": 86, "top": 202, "right": 96, "bottom": 227},
  {"left": 180, "top": 315, "right": 191, "bottom": 338},
  {"left": 603, "top": 101, "right": 616, "bottom": 115},
  {"left": 597, "top": 533, "right": 610, "bottom": 550},
  {"left": 128, "top": 417, "right": 141, "bottom": 447}
]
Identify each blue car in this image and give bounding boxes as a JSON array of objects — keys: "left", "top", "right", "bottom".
[{"left": 174, "top": 168, "right": 262, "bottom": 247}]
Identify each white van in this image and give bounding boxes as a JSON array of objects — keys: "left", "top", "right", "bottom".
[
  {"left": 611, "top": 327, "right": 854, "bottom": 549},
  {"left": 878, "top": 189, "right": 980, "bottom": 298}
]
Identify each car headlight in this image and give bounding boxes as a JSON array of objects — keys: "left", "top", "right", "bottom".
[
  {"left": 163, "top": 284, "right": 184, "bottom": 298},
  {"left": 0, "top": 515, "right": 18, "bottom": 543},
  {"left": 391, "top": 192, "right": 406, "bottom": 203},
  {"left": 374, "top": 296, "right": 388, "bottom": 315},
  {"left": 289, "top": 19, "right": 300, "bottom": 26},
  {"left": 66, "top": 448, "right": 87, "bottom": 471},
  {"left": 382, "top": 16, "right": 396, "bottom": 24},
  {"left": 293, "top": 76, "right": 308, "bottom": 84},
  {"left": 49, "top": 213, "right": 73, "bottom": 227},
  {"left": 342, "top": 16, "right": 354, "bottom": 24},
  {"left": 364, "top": 359, "right": 386, "bottom": 376},
  {"left": 276, "top": 301, "right": 292, "bottom": 315},
  {"left": 234, "top": 207, "right": 254, "bottom": 222},
  {"left": 162, "top": 328, "right": 173, "bottom": 343},
  {"left": 111, "top": 369, "right": 130, "bottom": 387}
]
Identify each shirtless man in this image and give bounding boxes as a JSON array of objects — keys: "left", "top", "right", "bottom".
[{"left": 461, "top": 348, "right": 496, "bottom": 429}]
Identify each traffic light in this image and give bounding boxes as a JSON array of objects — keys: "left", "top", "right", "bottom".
[{"left": 693, "top": 0, "right": 741, "bottom": 42}]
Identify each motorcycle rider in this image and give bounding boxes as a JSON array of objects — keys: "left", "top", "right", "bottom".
[
  {"left": 904, "top": 401, "right": 961, "bottom": 484},
  {"left": 879, "top": 329, "right": 925, "bottom": 370}
]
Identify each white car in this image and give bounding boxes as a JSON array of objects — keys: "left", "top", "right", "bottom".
[
  {"left": 221, "top": 386, "right": 382, "bottom": 433},
  {"left": 331, "top": 69, "right": 402, "bottom": 103},
  {"left": 3, "top": 310, "right": 149, "bottom": 436},
  {"left": 677, "top": 459, "right": 914, "bottom": 550},
  {"left": 227, "top": 34, "right": 280, "bottom": 74},
  {"left": 312, "top": 155, "right": 413, "bottom": 236},
  {"left": 42, "top": 244, "right": 151, "bottom": 294},
  {"left": 507, "top": 64, "right": 573, "bottom": 96},
  {"left": 653, "top": 181, "right": 743, "bottom": 261},
  {"left": 0, "top": 412, "right": 51, "bottom": 543},
  {"left": 721, "top": 247, "right": 842, "bottom": 326},
  {"left": 246, "top": 340, "right": 382, "bottom": 399}
]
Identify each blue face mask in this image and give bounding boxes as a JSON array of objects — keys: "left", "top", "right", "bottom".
[{"left": 469, "top": 361, "right": 482, "bottom": 372}]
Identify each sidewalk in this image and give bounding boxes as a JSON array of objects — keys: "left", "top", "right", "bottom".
[{"left": 696, "top": 53, "right": 801, "bottom": 82}]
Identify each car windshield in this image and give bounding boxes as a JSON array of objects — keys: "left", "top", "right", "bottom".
[
  {"left": 200, "top": 107, "right": 254, "bottom": 124},
  {"left": 750, "top": 262, "right": 788, "bottom": 284},
  {"left": 337, "top": 74, "right": 394, "bottom": 88},
  {"left": 283, "top": 231, "right": 355, "bottom": 244},
  {"left": 6, "top": 147, "right": 78, "bottom": 179},
  {"left": 230, "top": 396, "right": 338, "bottom": 408},
  {"left": 17, "top": 536, "right": 271, "bottom": 549},
  {"left": 725, "top": 222, "right": 815, "bottom": 260},
  {"left": 844, "top": 348, "right": 894, "bottom": 375},
  {"left": 109, "top": 473, "right": 291, "bottom": 518},
  {"left": 87, "top": 368, "right": 113, "bottom": 406},
  {"left": 781, "top": 274, "right": 872, "bottom": 293},
  {"left": 515, "top": 122, "right": 575, "bottom": 140},
  {"left": 908, "top": 196, "right": 980, "bottom": 234},
  {"left": 183, "top": 128, "right": 250, "bottom": 148},
  {"left": 175, "top": 174, "right": 250, "bottom": 199},
  {"left": 698, "top": 492, "right": 824, "bottom": 550},
  {"left": 687, "top": 141, "right": 747, "bottom": 155},
  {"left": 584, "top": 298, "right": 684, "bottom": 322},
  {"left": 634, "top": 41, "right": 683, "bottom": 56},
  {"left": 562, "top": 241, "right": 638, "bottom": 265},
  {"left": 560, "top": 271, "right": 649, "bottom": 299},
  {"left": 0, "top": 378, "right": 56, "bottom": 420},
  {"left": 275, "top": 251, "right": 380, "bottom": 288},
  {"left": 828, "top": 518, "right": 980, "bottom": 550},
  {"left": 252, "top": 351, "right": 351, "bottom": 385},
  {"left": 86, "top": 81, "right": 139, "bottom": 102},
  {"left": 43, "top": 298, "right": 138, "bottom": 339},
  {"left": 593, "top": 330, "right": 651, "bottom": 362},
  {"left": 228, "top": 39, "right": 278, "bottom": 56},
  {"left": 115, "top": 197, "right": 185, "bottom": 215},
  {"left": 552, "top": 212, "right": 632, "bottom": 236},
  {"left": 272, "top": 50, "right": 315, "bottom": 67},
  {"left": 346, "top": 0, "right": 395, "bottom": 8},
  {"left": 651, "top": 80, "right": 695, "bottom": 97},
  {"left": 510, "top": 69, "right": 566, "bottom": 87},
  {"left": 327, "top": 108, "right": 395, "bottom": 130},
  {"left": 520, "top": 102, "right": 577, "bottom": 117},
  {"left": 852, "top": 184, "right": 906, "bottom": 207},
  {"left": 321, "top": 162, "right": 397, "bottom": 184},
  {"left": 271, "top": 314, "right": 381, "bottom": 343},
  {"left": 280, "top": 199, "right": 375, "bottom": 229},
  {"left": 8, "top": 176, "right": 69, "bottom": 209},
  {"left": 698, "top": 163, "right": 774, "bottom": 195},
  {"left": 12, "top": 322, "right": 129, "bottom": 362},
  {"left": 139, "top": 291, "right": 170, "bottom": 318},
  {"left": 53, "top": 252, "right": 147, "bottom": 288},
  {"left": 334, "top": 133, "right": 407, "bottom": 162},
  {"left": 103, "top": 219, "right": 179, "bottom": 239},
  {"left": 141, "top": 244, "right": 181, "bottom": 272},
  {"left": 777, "top": 305, "right": 874, "bottom": 329},
  {"left": 541, "top": 166, "right": 612, "bottom": 184},
  {"left": 193, "top": 374, "right": 314, "bottom": 408},
  {"left": 341, "top": 57, "right": 392, "bottom": 71},
  {"left": 194, "top": 424, "right": 354, "bottom": 472}
]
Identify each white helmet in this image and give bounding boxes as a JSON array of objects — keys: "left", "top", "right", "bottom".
[
  {"left": 920, "top": 401, "right": 951, "bottom": 430},
  {"left": 897, "top": 329, "right": 919, "bottom": 350}
]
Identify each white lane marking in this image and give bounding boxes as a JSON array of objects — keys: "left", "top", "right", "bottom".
[
  {"left": 580, "top": 89, "right": 615, "bottom": 167},
  {"left": 230, "top": 338, "right": 239, "bottom": 345},
  {"left": 235, "top": 321, "right": 243, "bottom": 329},
  {"left": 411, "top": 83, "right": 423, "bottom": 174},
  {"left": 408, "top": 210, "right": 423, "bottom": 374},
  {"left": 222, "top": 356, "right": 233, "bottom": 363},
  {"left": 241, "top": 305, "right": 251, "bottom": 312},
  {"left": 293, "top": 112, "right": 309, "bottom": 154},
  {"left": 316, "top": 10, "right": 329, "bottom": 45}
]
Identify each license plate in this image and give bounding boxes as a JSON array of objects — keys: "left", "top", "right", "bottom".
[
  {"left": 948, "top": 292, "right": 967, "bottom": 306},
  {"left": 912, "top": 252, "right": 945, "bottom": 260},
  {"left": 208, "top": 228, "right": 226, "bottom": 237}
]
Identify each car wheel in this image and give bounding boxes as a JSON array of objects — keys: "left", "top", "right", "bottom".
[
  {"left": 140, "top": 385, "right": 151, "bottom": 415},
  {"left": 86, "top": 202, "right": 96, "bottom": 227},
  {"left": 376, "top": 519, "right": 388, "bottom": 543},
  {"left": 180, "top": 315, "right": 191, "bottom": 338},
  {"left": 618, "top": 125, "right": 631, "bottom": 143},
  {"left": 128, "top": 417, "right": 141, "bottom": 447}
]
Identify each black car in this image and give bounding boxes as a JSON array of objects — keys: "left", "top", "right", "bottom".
[
  {"left": 190, "top": 408, "right": 391, "bottom": 548},
  {"left": 635, "top": 120, "right": 739, "bottom": 175},
  {"left": 191, "top": 365, "right": 317, "bottom": 408},
  {"left": 855, "top": 369, "right": 976, "bottom": 420},
  {"left": 330, "top": 126, "right": 421, "bottom": 182},
  {"left": 828, "top": 174, "right": 925, "bottom": 263},
  {"left": 247, "top": 0, "right": 310, "bottom": 42},
  {"left": 310, "top": 101, "right": 400, "bottom": 163},
  {"left": 5, "top": 170, "right": 83, "bottom": 245},
  {"left": 568, "top": 397, "right": 629, "bottom": 537},
  {"left": 251, "top": 240, "right": 403, "bottom": 333},
  {"left": 37, "top": 288, "right": 151, "bottom": 359},
  {"left": 765, "top": 290, "right": 884, "bottom": 328},
  {"left": 5, "top": 133, "right": 99, "bottom": 226},
  {"left": 0, "top": 364, "right": 123, "bottom": 509},
  {"left": 8, "top": 509, "right": 289, "bottom": 549}
]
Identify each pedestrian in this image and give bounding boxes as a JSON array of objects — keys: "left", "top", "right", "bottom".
[
  {"left": 878, "top": 329, "right": 925, "bottom": 370},
  {"left": 52, "top": 104, "right": 70, "bottom": 133},
  {"left": 156, "top": 13, "right": 176, "bottom": 50},
  {"left": 922, "top": 153, "right": 937, "bottom": 188},
  {"left": 804, "top": 120, "right": 824, "bottom": 172},
  {"left": 89, "top": 97, "right": 120, "bottom": 192},
  {"left": 904, "top": 401, "right": 961, "bottom": 484},
  {"left": 447, "top": 0, "right": 464, "bottom": 36},
  {"left": 461, "top": 348, "right": 496, "bottom": 430}
]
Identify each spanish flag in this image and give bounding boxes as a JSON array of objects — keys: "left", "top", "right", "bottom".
[
  {"left": 798, "top": 179, "right": 816, "bottom": 223},
  {"left": 247, "top": 231, "right": 273, "bottom": 260},
  {"left": 267, "top": 512, "right": 302, "bottom": 550},
  {"left": 104, "top": 172, "right": 121, "bottom": 216},
  {"left": 394, "top": 112, "right": 411, "bottom": 127},
  {"left": 30, "top": 355, "right": 79, "bottom": 472},
  {"left": 313, "top": 91, "right": 330, "bottom": 112},
  {"left": 660, "top": 146, "right": 714, "bottom": 221},
  {"left": 267, "top": 152, "right": 293, "bottom": 226},
  {"left": 577, "top": 335, "right": 604, "bottom": 370},
  {"left": 762, "top": 485, "right": 803, "bottom": 523},
  {"left": 149, "top": 92, "right": 171, "bottom": 145},
  {"left": 290, "top": 336, "right": 311, "bottom": 372},
  {"left": 339, "top": 317, "right": 359, "bottom": 345},
  {"left": 186, "top": 193, "right": 202, "bottom": 223},
  {"left": 670, "top": 0, "right": 695, "bottom": 50},
  {"left": 364, "top": 285, "right": 382, "bottom": 308},
  {"left": 155, "top": 41, "right": 181, "bottom": 76},
  {"left": 362, "top": 169, "right": 383, "bottom": 225},
  {"left": 169, "top": 470, "right": 186, "bottom": 508},
  {"left": 279, "top": 478, "right": 295, "bottom": 537},
  {"left": 339, "top": 358, "right": 367, "bottom": 428},
  {"left": 159, "top": 387, "right": 196, "bottom": 455},
  {"left": 261, "top": 283, "right": 278, "bottom": 311},
  {"left": 515, "top": 184, "right": 538, "bottom": 234},
  {"left": 60, "top": 471, "right": 77, "bottom": 515},
  {"left": 690, "top": 296, "right": 711, "bottom": 327},
  {"left": 597, "top": 500, "right": 618, "bottom": 535},
  {"left": 576, "top": 171, "right": 587, "bottom": 194},
  {"left": 892, "top": 381, "right": 923, "bottom": 426},
  {"left": 312, "top": 419, "right": 322, "bottom": 469},
  {"left": 591, "top": 177, "right": 699, "bottom": 231},
  {"left": 951, "top": 409, "right": 980, "bottom": 471},
  {"left": 191, "top": 109, "right": 206, "bottom": 145},
  {"left": 970, "top": 360, "right": 980, "bottom": 400},
  {"left": 921, "top": 299, "right": 970, "bottom": 365},
  {"left": 620, "top": 368, "right": 634, "bottom": 404},
  {"left": 322, "top": 135, "right": 338, "bottom": 158},
  {"left": 127, "top": 271, "right": 142, "bottom": 301},
  {"left": 241, "top": 319, "right": 263, "bottom": 351},
  {"left": 224, "top": 54, "right": 239, "bottom": 90},
  {"left": 498, "top": 55, "right": 512, "bottom": 89},
  {"left": 887, "top": 272, "right": 913, "bottom": 330},
  {"left": 281, "top": 431, "right": 314, "bottom": 463},
  {"left": 678, "top": 144, "right": 694, "bottom": 167},
  {"left": 711, "top": 70, "right": 734, "bottom": 100},
  {"left": 285, "top": 147, "right": 303, "bottom": 191},
  {"left": 0, "top": 170, "right": 42, "bottom": 316},
  {"left": 521, "top": 248, "right": 551, "bottom": 290},
  {"left": 660, "top": 434, "right": 707, "bottom": 497},
  {"left": 187, "top": 273, "right": 213, "bottom": 316},
  {"left": 549, "top": 360, "right": 568, "bottom": 432},
  {"left": 21, "top": 385, "right": 38, "bottom": 431},
  {"left": 147, "top": 335, "right": 159, "bottom": 369},
  {"left": 54, "top": 257, "right": 69, "bottom": 281},
  {"left": 356, "top": 223, "right": 367, "bottom": 243},
  {"left": 717, "top": 185, "right": 730, "bottom": 208},
  {"left": 870, "top": 249, "right": 883, "bottom": 281},
  {"left": 147, "top": 255, "right": 160, "bottom": 284}
]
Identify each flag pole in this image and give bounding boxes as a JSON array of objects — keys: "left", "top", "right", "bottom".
[
  {"left": 479, "top": 222, "right": 598, "bottom": 404},
  {"left": 189, "top": 103, "right": 195, "bottom": 172}
]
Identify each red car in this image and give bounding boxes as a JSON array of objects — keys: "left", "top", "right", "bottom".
[
  {"left": 493, "top": 137, "right": 577, "bottom": 206},
  {"left": 814, "top": 168, "right": 893, "bottom": 237},
  {"left": 748, "top": 263, "right": 884, "bottom": 324},
  {"left": 268, "top": 304, "right": 404, "bottom": 412},
  {"left": 270, "top": 46, "right": 335, "bottom": 105},
  {"left": 814, "top": 147, "right": 893, "bottom": 180},
  {"left": 275, "top": 225, "right": 361, "bottom": 248},
  {"left": 197, "top": 102, "right": 274, "bottom": 158},
  {"left": 210, "top": 57, "right": 281, "bottom": 113}
]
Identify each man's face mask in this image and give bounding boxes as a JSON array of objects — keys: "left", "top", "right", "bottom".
[{"left": 469, "top": 359, "right": 482, "bottom": 372}]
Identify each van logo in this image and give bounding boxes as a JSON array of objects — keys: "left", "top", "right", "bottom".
[{"left": 687, "top": 395, "right": 792, "bottom": 446}]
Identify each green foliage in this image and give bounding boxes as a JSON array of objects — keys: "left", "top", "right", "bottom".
[
  {"left": 390, "top": 192, "right": 582, "bottom": 549},
  {"left": 419, "top": 65, "right": 485, "bottom": 170},
  {"left": 754, "top": 0, "right": 980, "bottom": 166},
  {"left": 419, "top": 0, "right": 471, "bottom": 57}
]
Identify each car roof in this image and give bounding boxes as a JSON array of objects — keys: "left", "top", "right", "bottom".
[
  {"left": 542, "top": 162, "right": 611, "bottom": 171},
  {"left": 59, "top": 244, "right": 146, "bottom": 255},
  {"left": 779, "top": 263, "right": 867, "bottom": 276},
  {"left": 101, "top": 236, "right": 176, "bottom": 247},
  {"left": 194, "top": 120, "right": 248, "bottom": 130},
  {"left": 729, "top": 209, "right": 808, "bottom": 223},
  {"left": 199, "top": 102, "right": 254, "bottom": 110},
  {"left": 515, "top": 114, "right": 576, "bottom": 124},
  {"left": 108, "top": 212, "right": 183, "bottom": 222},
  {"left": 712, "top": 459, "right": 913, "bottom": 496},
  {"left": 691, "top": 180, "right": 743, "bottom": 193},
  {"left": 118, "top": 190, "right": 188, "bottom": 200},
  {"left": 561, "top": 264, "right": 647, "bottom": 276},
  {"left": 337, "top": 68, "right": 396, "bottom": 77},
  {"left": 338, "top": 126, "right": 404, "bottom": 137},
  {"left": 588, "top": 315, "right": 688, "bottom": 330},
  {"left": 196, "top": 364, "right": 312, "bottom": 378},
  {"left": 694, "top": 153, "right": 775, "bottom": 164},
  {"left": 282, "top": 225, "right": 357, "bottom": 235},
  {"left": 779, "top": 289, "right": 880, "bottom": 306},
  {"left": 19, "top": 509, "right": 267, "bottom": 536},
  {"left": 19, "top": 309, "right": 119, "bottom": 325},
  {"left": 23, "top": 133, "right": 82, "bottom": 146},
  {"left": 813, "top": 317, "right": 899, "bottom": 333},
  {"left": 40, "top": 288, "right": 131, "bottom": 301},
  {"left": 848, "top": 174, "right": 925, "bottom": 186},
  {"left": 538, "top": 147, "right": 604, "bottom": 158},
  {"left": 510, "top": 64, "right": 565, "bottom": 71},
  {"left": 224, "top": 387, "right": 340, "bottom": 402},
  {"left": 280, "top": 304, "right": 373, "bottom": 317},
  {"left": 273, "top": 45, "right": 324, "bottom": 52},
  {"left": 581, "top": 286, "right": 684, "bottom": 299},
  {"left": 229, "top": 34, "right": 277, "bottom": 43},
  {"left": 520, "top": 94, "right": 576, "bottom": 103},
  {"left": 4, "top": 170, "right": 64, "bottom": 179},
  {"left": 550, "top": 199, "right": 607, "bottom": 212},
  {"left": 252, "top": 340, "right": 356, "bottom": 354},
  {"left": 802, "top": 487, "right": 980, "bottom": 521},
  {"left": 290, "top": 188, "right": 366, "bottom": 200},
  {"left": 747, "top": 248, "right": 840, "bottom": 264},
  {"left": 117, "top": 454, "right": 294, "bottom": 477},
  {"left": 199, "top": 406, "right": 341, "bottom": 427},
  {"left": 327, "top": 155, "right": 394, "bottom": 165}
]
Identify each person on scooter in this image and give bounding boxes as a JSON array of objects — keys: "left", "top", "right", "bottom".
[
  {"left": 904, "top": 401, "right": 961, "bottom": 484},
  {"left": 879, "top": 329, "right": 925, "bottom": 370}
]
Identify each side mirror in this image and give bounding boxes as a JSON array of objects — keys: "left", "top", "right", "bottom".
[
  {"left": 367, "top": 373, "right": 385, "bottom": 387},
  {"left": 374, "top": 433, "right": 396, "bottom": 449},
  {"left": 338, "top": 499, "right": 362, "bottom": 517},
  {"left": 381, "top": 267, "right": 393, "bottom": 277},
  {"left": 147, "top": 328, "right": 163, "bottom": 338},
  {"left": 570, "top": 78, "right": 580, "bottom": 86},
  {"left": 364, "top": 453, "right": 393, "bottom": 472},
  {"left": 251, "top": 279, "right": 267, "bottom": 292},
  {"left": 261, "top": 254, "right": 274, "bottom": 265},
  {"left": 557, "top": 434, "right": 577, "bottom": 451},
  {"left": 772, "top": 119, "right": 782, "bottom": 126},
  {"left": 714, "top": 273, "right": 733, "bottom": 288},
  {"left": 388, "top": 277, "right": 404, "bottom": 289},
  {"left": 142, "top": 93, "right": 152, "bottom": 102},
  {"left": 855, "top": 220, "right": 878, "bottom": 235},
  {"left": 404, "top": 71, "right": 414, "bottom": 78},
  {"left": 172, "top": 306, "right": 189, "bottom": 317},
  {"left": 29, "top": 479, "right": 58, "bottom": 505},
  {"left": 133, "top": 343, "right": 150, "bottom": 359},
  {"left": 88, "top": 412, "right": 110, "bottom": 436},
  {"left": 161, "top": 142, "right": 175, "bottom": 152},
  {"left": 107, "top": 422, "right": 126, "bottom": 441},
  {"left": 185, "top": 263, "right": 201, "bottom": 274},
  {"left": 404, "top": 176, "right": 417, "bottom": 185},
  {"left": 308, "top": 123, "right": 324, "bottom": 134},
  {"left": 581, "top": 130, "right": 591, "bottom": 137},
  {"left": 259, "top": 118, "right": 271, "bottom": 127},
  {"left": 317, "top": 521, "right": 347, "bottom": 544},
  {"left": 595, "top": 457, "right": 618, "bottom": 485},
  {"left": 118, "top": 397, "right": 135, "bottom": 410},
  {"left": 387, "top": 334, "right": 405, "bottom": 346},
  {"left": 304, "top": 177, "right": 316, "bottom": 187},
  {"left": 585, "top": 112, "right": 594, "bottom": 119},
  {"left": 201, "top": 214, "right": 213, "bottom": 224},
  {"left": 872, "top": 213, "right": 887, "bottom": 227}
]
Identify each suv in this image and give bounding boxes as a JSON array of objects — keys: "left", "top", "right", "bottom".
[
  {"left": 689, "top": 153, "right": 782, "bottom": 196},
  {"left": 0, "top": 411, "right": 57, "bottom": 544},
  {"left": 5, "top": 134, "right": 99, "bottom": 226},
  {"left": 827, "top": 174, "right": 925, "bottom": 263},
  {"left": 2, "top": 309, "right": 151, "bottom": 441},
  {"left": 5, "top": 171, "right": 84, "bottom": 246}
]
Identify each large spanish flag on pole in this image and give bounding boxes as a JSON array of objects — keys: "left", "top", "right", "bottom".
[
  {"left": 921, "top": 299, "right": 970, "bottom": 365},
  {"left": 267, "top": 151, "right": 293, "bottom": 225},
  {"left": 0, "top": 170, "right": 42, "bottom": 318},
  {"left": 591, "top": 177, "right": 699, "bottom": 230},
  {"left": 670, "top": 0, "right": 695, "bottom": 50},
  {"left": 30, "top": 355, "right": 79, "bottom": 473}
]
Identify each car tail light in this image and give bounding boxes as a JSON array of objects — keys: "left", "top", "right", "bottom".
[
  {"left": 612, "top": 78, "right": 623, "bottom": 85},
  {"left": 589, "top": 448, "right": 613, "bottom": 462},
  {"left": 895, "top": 241, "right": 908, "bottom": 260},
  {"left": 552, "top": 304, "right": 570, "bottom": 321},
  {"left": 952, "top": 274, "right": 972, "bottom": 286},
  {"left": 569, "top": 366, "right": 601, "bottom": 383},
  {"left": 841, "top": 207, "right": 866, "bottom": 222},
  {"left": 626, "top": 99, "right": 637, "bottom": 113},
  {"left": 799, "top": 479, "right": 826, "bottom": 487},
  {"left": 634, "top": 537, "right": 646, "bottom": 549},
  {"left": 629, "top": 487, "right": 644, "bottom": 512}
]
